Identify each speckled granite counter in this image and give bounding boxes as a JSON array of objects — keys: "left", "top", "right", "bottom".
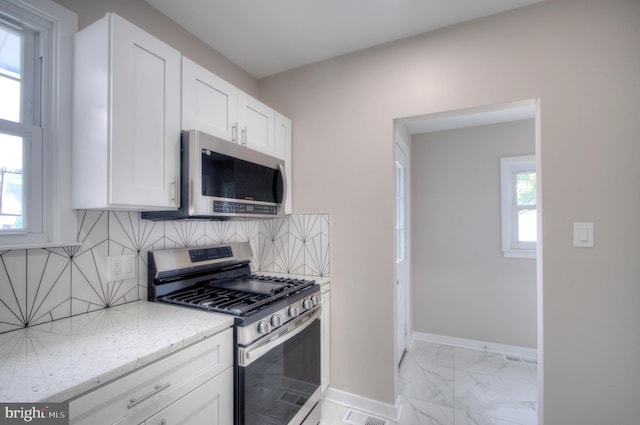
[{"left": 0, "top": 301, "right": 234, "bottom": 403}]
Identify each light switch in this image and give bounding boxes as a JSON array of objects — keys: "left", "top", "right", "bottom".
[{"left": 573, "top": 223, "right": 594, "bottom": 248}]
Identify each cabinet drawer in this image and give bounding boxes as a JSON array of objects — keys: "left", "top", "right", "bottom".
[
  {"left": 139, "top": 367, "right": 233, "bottom": 425},
  {"left": 69, "top": 328, "right": 232, "bottom": 425}
]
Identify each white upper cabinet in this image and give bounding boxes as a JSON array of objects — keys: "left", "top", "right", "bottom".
[
  {"left": 72, "top": 13, "right": 181, "bottom": 210},
  {"left": 237, "top": 91, "right": 275, "bottom": 155},
  {"left": 181, "top": 57, "right": 238, "bottom": 141},
  {"left": 181, "top": 61, "right": 282, "bottom": 157},
  {"left": 275, "top": 112, "right": 292, "bottom": 213},
  {"left": 72, "top": 13, "right": 292, "bottom": 212}
]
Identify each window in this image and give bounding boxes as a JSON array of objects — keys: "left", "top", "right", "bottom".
[
  {"left": 500, "top": 155, "right": 537, "bottom": 258},
  {"left": 0, "top": 13, "right": 43, "bottom": 235},
  {"left": 0, "top": 0, "right": 77, "bottom": 248}
]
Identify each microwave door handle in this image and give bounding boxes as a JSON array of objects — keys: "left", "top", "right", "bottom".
[{"left": 277, "top": 163, "right": 287, "bottom": 207}]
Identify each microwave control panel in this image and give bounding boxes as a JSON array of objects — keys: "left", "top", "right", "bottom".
[{"left": 213, "top": 201, "right": 278, "bottom": 215}]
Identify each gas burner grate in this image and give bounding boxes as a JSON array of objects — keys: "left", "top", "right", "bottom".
[
  {"left": 249, "top": 274, "right": 316, "bottom": 287},
  {"left": 158, "top": 275, "right": 316, "bottom": 316},
  {"left": 160, "top": 287, "right": 266, "bottom": 315}
]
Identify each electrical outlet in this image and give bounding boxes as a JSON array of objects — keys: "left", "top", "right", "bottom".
[{"left": 107, "top": 254, "right": 136, "bottom": 281}]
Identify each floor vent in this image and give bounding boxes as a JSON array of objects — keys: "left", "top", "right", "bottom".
[
  {"left": 505, "top": 355, "right": 538, "bottom": 366},
  {"left": 342, "top": 409, "right": 390, "bottom": 425}
]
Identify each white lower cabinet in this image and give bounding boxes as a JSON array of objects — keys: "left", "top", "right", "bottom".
[
  {"left": 138, "top": 368, "right": 233, "bottom": 425},
  {"left": 69, "top": 329, "right": 233, "bottom": 425}
]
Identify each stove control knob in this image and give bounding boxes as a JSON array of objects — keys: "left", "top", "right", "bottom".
[
  {"left": 257, "top": 320, "right": 270, "bottom": 334},
  {"left": 288, "top": 306, "right": 299, "bottom": 318},
  {"left": 302, "top": 299, "right": 313, "bottom": 310},
  {"left": 311, "top": 295, "right": 320, "bottom": 306},
  {"left": 270, "top": 314, "right": 282, "bottom": 328}
]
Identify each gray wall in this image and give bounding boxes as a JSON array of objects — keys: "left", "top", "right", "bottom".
[
  {"left": 412, "top": 120, "right": 537, "bottom": 348},
  {"left": 259, "top": 1, "right": 640, "bottom": 423}
]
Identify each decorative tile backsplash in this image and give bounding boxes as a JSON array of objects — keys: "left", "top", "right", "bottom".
[{"left": 0, "top": 213, "right": 329, "bottom": 334}]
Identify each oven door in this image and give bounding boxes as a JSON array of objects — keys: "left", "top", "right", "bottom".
[{"left": 237, "top": 307, "right": 321, "bottom": 425}]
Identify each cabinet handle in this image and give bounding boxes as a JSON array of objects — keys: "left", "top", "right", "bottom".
[
  {"left": 242, "top": 126, "right": 247, "bottom": 146},
  {"left": 171, "top": 176, "right": 179, "bottom": 204},
  {"left": 127, "top": 383, "right": 171, "bottom": 409},
  {"left": 232, "top": 123, "right": 238, "bottom": 143}
]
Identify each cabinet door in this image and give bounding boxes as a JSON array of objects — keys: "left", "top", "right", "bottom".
[
  {"left": 237, "top": 91, "right": 275, "bottom": 155},
  {"left": 275, "top": 112, "right": 292, "bottom": 214},
  {"left": 274, "top": 112, "right": 290, "bottom": 160},
  {"left": 182, "top": 57, "right": 238, "bottom": 142},
  {"left": 143, "top": 368, "right": 233, "bottom": 425},
  {"left": 110, "top": 14, "right": 181, "bottom": 208}
]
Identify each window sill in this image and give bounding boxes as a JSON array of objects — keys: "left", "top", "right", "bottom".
[
  {"left": 503, "top": 250, "right": 536, "bottom": 259},
  {"left": 0, "top": 241, "right": 81, "bottom": 251}
]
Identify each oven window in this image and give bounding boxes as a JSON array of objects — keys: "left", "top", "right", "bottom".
[
  {"left": 201, "top": 150, "right": 281, "bottom": 203},
  {"left": 238, "top": 319, "right": 321, "bottom": 425}
]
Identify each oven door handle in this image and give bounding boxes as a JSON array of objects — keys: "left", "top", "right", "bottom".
[{"left": 239, "top": 307, "right": 321, "bottom": 367}]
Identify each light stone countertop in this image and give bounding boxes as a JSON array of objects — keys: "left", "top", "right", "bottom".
[{"left": 0, "top": 301, "right": 234, "bottom": 403}]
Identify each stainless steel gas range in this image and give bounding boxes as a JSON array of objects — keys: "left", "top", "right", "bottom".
[{"left": 148, "top": 242, "right": 322, "bottom": 425}]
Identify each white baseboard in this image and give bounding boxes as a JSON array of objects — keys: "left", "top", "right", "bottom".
[
  {"left": 324, "top": 387, "right": 402, "bottom": 422},
  {"left": 413, "top": 331, "right": 538, "bottom": 360}
]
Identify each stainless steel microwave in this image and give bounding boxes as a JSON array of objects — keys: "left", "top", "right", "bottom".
[{"left": 142, "top": 130, "right": 286, "bottom": 220}]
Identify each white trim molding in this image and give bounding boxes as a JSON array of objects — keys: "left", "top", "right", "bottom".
[
  {"left": 0, "top": 0, "right": 78, "bottom": 248},
  {"left": 324, "top": 387, "right": 402, "bottom": 422},
  {"left": 413, "top": 331, "right": 538, "bottom": 360}
]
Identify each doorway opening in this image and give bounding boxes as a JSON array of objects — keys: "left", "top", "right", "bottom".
[{"left": 393, "top": 98, "right": 542, "bottom": 423}]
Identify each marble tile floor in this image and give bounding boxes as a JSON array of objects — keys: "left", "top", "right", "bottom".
[{"left": 321, "top": 340, "right": 538, "bottom": 425}]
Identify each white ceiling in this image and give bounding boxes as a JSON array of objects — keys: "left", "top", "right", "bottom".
[{"left": 145, "top": 0, "right": 542, "bottom": 79}]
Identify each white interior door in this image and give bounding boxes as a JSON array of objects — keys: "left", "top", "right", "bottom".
[{"left": 395, "top": 137, "right": 410, "bottom": 366}]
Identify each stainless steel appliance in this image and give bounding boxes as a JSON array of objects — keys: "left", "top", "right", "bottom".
[
  {"left": 142, "top": 130, "right": 286, "bottom": 220},
  {"left": 148, "top": 242, "right": 322, "bottom": 425}
]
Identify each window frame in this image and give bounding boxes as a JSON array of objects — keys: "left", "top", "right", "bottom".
[
  {"left": 500, "top": 154, "right": 537, "bottom": 259},
  {"left": 0, "top": 0, "right": 77, "bottom": 249}
]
